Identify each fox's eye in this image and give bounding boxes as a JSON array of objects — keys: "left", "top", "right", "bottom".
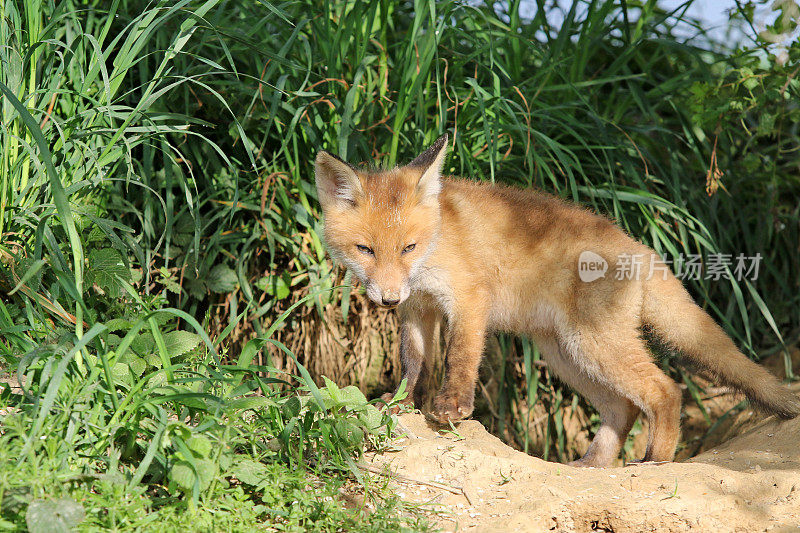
[
  {"left": 402, "top": 243, "right": 416, "bottom": 254},
  {"left": 356, "top": 244, "right": 374, "bottom": 256}
]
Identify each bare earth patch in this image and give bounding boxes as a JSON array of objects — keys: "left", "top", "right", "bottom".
[{"left": 366, "top": 412, "right": 800, "bottom": 532}]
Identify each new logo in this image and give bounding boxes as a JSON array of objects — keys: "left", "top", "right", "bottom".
[{"left": 578, "top": 251, "right": 608, "bottom": 282}]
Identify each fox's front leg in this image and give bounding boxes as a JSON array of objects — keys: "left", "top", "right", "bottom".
[
  {"left": 382, "top": 301, "right": 439, "bottom": 409},
  {"left": 430, "top": 302, "right": 488, "bottom": 423}
]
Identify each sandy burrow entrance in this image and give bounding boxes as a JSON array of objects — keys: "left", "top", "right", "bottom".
[{"left": 364, "top": 413, "right": 800, "bottom": 532}]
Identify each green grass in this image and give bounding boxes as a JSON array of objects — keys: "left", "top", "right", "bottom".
[
  {"left": 0, "top": 0, "right": 798, "bottom": 528},
  {"left": 0, "top": 0, "right": 427, "bottom": 529}
]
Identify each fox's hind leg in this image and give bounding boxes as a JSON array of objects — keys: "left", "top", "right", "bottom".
[
  {"left": 561, "top": 330, "right": 683, "bottom": 464},
  {"left": 382, "top": 298, "right": 439, "bottom": 409},
  {"left": 536, "top": 336, "right": 640, "bottom": 467}
]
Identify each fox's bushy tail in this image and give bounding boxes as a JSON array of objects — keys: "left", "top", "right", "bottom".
[{"left": 642, "top": 274, "right": 800, "bottom": 419}]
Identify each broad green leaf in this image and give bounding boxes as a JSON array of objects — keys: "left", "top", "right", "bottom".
[
  {"left": 163, "top": 330, "right": 203, "bottom": 359},
  {"left": 169, "top": 459, "right": 216, "bottom": 492},
  {"left": 130, "top": 333, "right": 155, "bottom": 356},
  {"left": 206, "top": 264, "right": 237, "bottom": 293},
  {"left": 105, "top": 318, "right": 132, "bottom": 332},
  {"left": 338, "top": 385, "right": 368, "bottom": 410},
  {"left": 226, "top": 396, "right": 277, "bottom": 411},
  {"left": 185, "top": 278, "right": 207, "bottom": 298},
  {"left": 145, "top": 351, "right": 163, "bottom": 368},
  {"left": 112, "top": 362, "right": 133, "bottom": 383},
  {"left": 334, "top": 419, "right": 364, "bottom": 448},
  {"left": 322, "top": 376, "right": 341, "bottom": 403},
  {"left": 281, "top": 396, "right": 301, "bottom": 419},
  {"left": 256, "top": 272, "right": 291, "bottom": 299},
  {"left": 231, "top": 459, "right": 269, "bottom": 486},
  {"left": 126, "top": 354, "right": 147, "bottom": 377},
  {"left": 86, "top": 248, "right": 130, "bottom": 297},
  {"left": 358, "top": 405, "right": 385, "bottom": 432},
  {"left": 187, "top": 435, "right": 213, "bottom": 458}
]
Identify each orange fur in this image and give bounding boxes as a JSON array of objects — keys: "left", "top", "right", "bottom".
[{"left": 315, "top": 135, "right": 800, "bottom": 467}]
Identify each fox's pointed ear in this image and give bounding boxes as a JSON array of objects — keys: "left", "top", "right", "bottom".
[
  {"left": 315, "top": 151, "right": 363, "bottom": 208},
  {"left": 408, "top": 134, "right": 448, "bottom": 202}
]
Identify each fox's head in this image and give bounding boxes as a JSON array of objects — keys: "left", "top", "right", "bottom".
[{"left": 314, "top": 135, "right": 448, "bottom": 308}]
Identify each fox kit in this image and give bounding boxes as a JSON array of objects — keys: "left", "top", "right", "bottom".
[{"left": 314, "top": 134, "right": 800, "bottom": 467}]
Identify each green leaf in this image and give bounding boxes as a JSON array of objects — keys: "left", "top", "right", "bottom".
[
  {"left": 169, "top": 459, "right": 216, "bottom": 492},
  {"left": 231, "top": 459, "right": 269, "bottom": 486},
  {"left": 163, "top": 330, "right": 203, "bottom": 359},
  {"left": 187, "top": 435, "right": 213, "bottom": 458},
  {"left": 112, "top": 362, "right": 133, "bottom": 383},
  {"left": 126, "top": 354, "right": 147, "bottom": 377},
  {"left": 338, "top": 385, "right": 368, "bottom": 410},
  {"left": 145, "top": 351, "right": 163, "bottom": 369},
  {"left": 256, "top": 272, "right": 291, "bottom": 299},
  {"left": 206, "top": 264, "right": 238, "bottom": 293},
  {"left": 281, "top": 396, "right": 301, "bottom": 419},
  {"left": 334, "top": 419, "right": 364, "bottom": 448},
  {"left": 322, "top": 376, "right": 340, "bottom": 403},
  {"left": 26, "top": 499, "right": 85, "bottom": 533},
  {"left": 757, "top": 113, "right": 776, "bottom": 137},
  {"left": 226, "top": 396, "right": 277, "bottom": 411},
  {"left": 130, "top": 333, "right": 155, "bottom": 356},
  {"left": 186, "top": 278, "right": 207, "bottom": 298},
  {"left": 740, "top": 67, "right": 758, "bottom": 90},
  {"left": 358, "top": 404, "right": 385, "bottom": 432},
  {"left": 86, "top": 248, "right": 130, "bottom": 297},
  {"left": 105, "top": 318, "right": 133, "bottom": 332},
  {"left": 160, "top": 276, "right": 183, "bottom": 294}
]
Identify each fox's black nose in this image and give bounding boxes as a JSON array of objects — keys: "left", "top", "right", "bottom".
[{"left": 382, "top": 296, "right": 400, "bottom": 307}]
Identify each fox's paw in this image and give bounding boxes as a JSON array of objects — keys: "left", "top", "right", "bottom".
[{"left": 429, "top": 394, "right": 473, "bottom": 424}]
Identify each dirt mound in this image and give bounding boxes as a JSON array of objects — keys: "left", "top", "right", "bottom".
[{"left": 366, "top": 412, "right": 800, "bottom": 532}]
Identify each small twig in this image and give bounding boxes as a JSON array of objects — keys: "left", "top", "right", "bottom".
[
  {"left": 478, "top": 381, "right": 500, "bottom": 419},
  {"left": 781, "top": 66, "right": 800, "bottom": 98},
  {"left": 39, "top": 93, "right": 57, "bottom": 129}
]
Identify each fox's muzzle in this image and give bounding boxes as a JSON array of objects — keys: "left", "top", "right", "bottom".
[
  {"left": 365, "top": 282, "right": 410, "bottom": 308},
  {"left": 381, "top": 291, "right": 401, "bottom": 307}
]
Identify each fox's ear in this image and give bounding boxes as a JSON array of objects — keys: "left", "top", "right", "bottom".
[
  {"left": 408, "top": 134, "right": 448, "bottom": 202},
  {"left": 315, "top": 151, "right": 363, "bottom": 208}
]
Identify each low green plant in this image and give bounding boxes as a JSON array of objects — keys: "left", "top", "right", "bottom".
[
  {"left": 0, "top": 0, "right": 429, "bottom": 529},
  {"left": 0, "top": 291, "right": 423, "bottom": 530}
]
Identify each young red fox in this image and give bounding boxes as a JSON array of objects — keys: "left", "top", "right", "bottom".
[{"left": 314, "top": 134, "right": 800, "bottom": 467}]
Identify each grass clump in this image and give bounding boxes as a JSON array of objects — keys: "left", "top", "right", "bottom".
[
  {"left": 0, "top": 306, "right": 423, "bottom": 530},
  {"left": 0, "top": 0, "right": 427, "bottom": 529}
]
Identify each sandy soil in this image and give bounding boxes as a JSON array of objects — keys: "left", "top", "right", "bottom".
[{"left": 365, "top": 411, "right": 800, "bottom": 532}]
